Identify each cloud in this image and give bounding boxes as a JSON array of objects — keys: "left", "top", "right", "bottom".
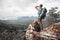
[
  {"left": 0, "top": 0, "right": 38, "bottom": 20},
  {"left": 0, "top": 0, "right": 60, "bottom": 20}
]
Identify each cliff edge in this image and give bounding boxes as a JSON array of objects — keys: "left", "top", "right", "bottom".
[{"left": 26, "top": 22, "right": 60, "bottom": 40}]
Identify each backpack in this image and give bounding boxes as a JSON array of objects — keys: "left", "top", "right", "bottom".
[{"left": 40, "top": 8, "right": 47, "bottom": 19}]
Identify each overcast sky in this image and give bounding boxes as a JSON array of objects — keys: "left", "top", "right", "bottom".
[{"left": 0, "top": 0, "right": 60, "bottom": 20}]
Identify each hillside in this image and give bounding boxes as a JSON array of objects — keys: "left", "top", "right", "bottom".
[{"left": 0, "top": 21, "right": 27, "bottom": 40}]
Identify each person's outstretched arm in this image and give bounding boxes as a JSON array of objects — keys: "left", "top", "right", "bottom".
[{"left": 35, "top": 6, "right": 39, "bottom": 10}]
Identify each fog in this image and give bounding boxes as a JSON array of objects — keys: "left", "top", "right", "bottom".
[{"left": 0, "top": 0, "right": 60, "bottom": 20}]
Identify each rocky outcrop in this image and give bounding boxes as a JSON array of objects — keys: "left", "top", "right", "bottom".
[{"left": 26, "top": 22, "right": 60, "bottom": 40}]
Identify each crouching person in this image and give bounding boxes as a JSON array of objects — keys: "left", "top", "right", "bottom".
[
  {"left": 26, "top": 21, "right": 41, "bottom": 40},
  {"left": 32, "top": 21, "right": 41, "bottom": 38},
  {"left": 33, "top": 21, "right": 41, "bottom": 32}
]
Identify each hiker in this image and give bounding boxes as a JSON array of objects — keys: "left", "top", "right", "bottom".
[
  {"left": 27, "top": 21, "right": 41, "bottom": 32},
  {"left": 32, "top": 21, "right": 41, "bottom": 38},
  {"left": 33, "top": 21, "right": 41, "bottom": 32},
  {"left": 35, "top": 4, "right": 47, "bottom": 30}
]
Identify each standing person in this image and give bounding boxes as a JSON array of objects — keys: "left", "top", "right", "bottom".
[{"left": 35, "top": 4, "right": 47, "bottom": 30}]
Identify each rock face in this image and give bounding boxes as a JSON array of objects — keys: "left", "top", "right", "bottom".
[
  {"left": 26, "top": 22, "right": 60, "bottom": 40},
  {"left": 46, "top": 22, "right": 60, "bottom": 38}
]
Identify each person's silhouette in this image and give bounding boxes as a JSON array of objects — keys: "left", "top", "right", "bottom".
[{"left": 35, "top": 4, "right": 47, "bottom": 30}]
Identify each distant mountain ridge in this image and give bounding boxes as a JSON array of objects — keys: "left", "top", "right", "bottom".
[{"left": 0, "top": 16, "right": 37, "bottom": 20}]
